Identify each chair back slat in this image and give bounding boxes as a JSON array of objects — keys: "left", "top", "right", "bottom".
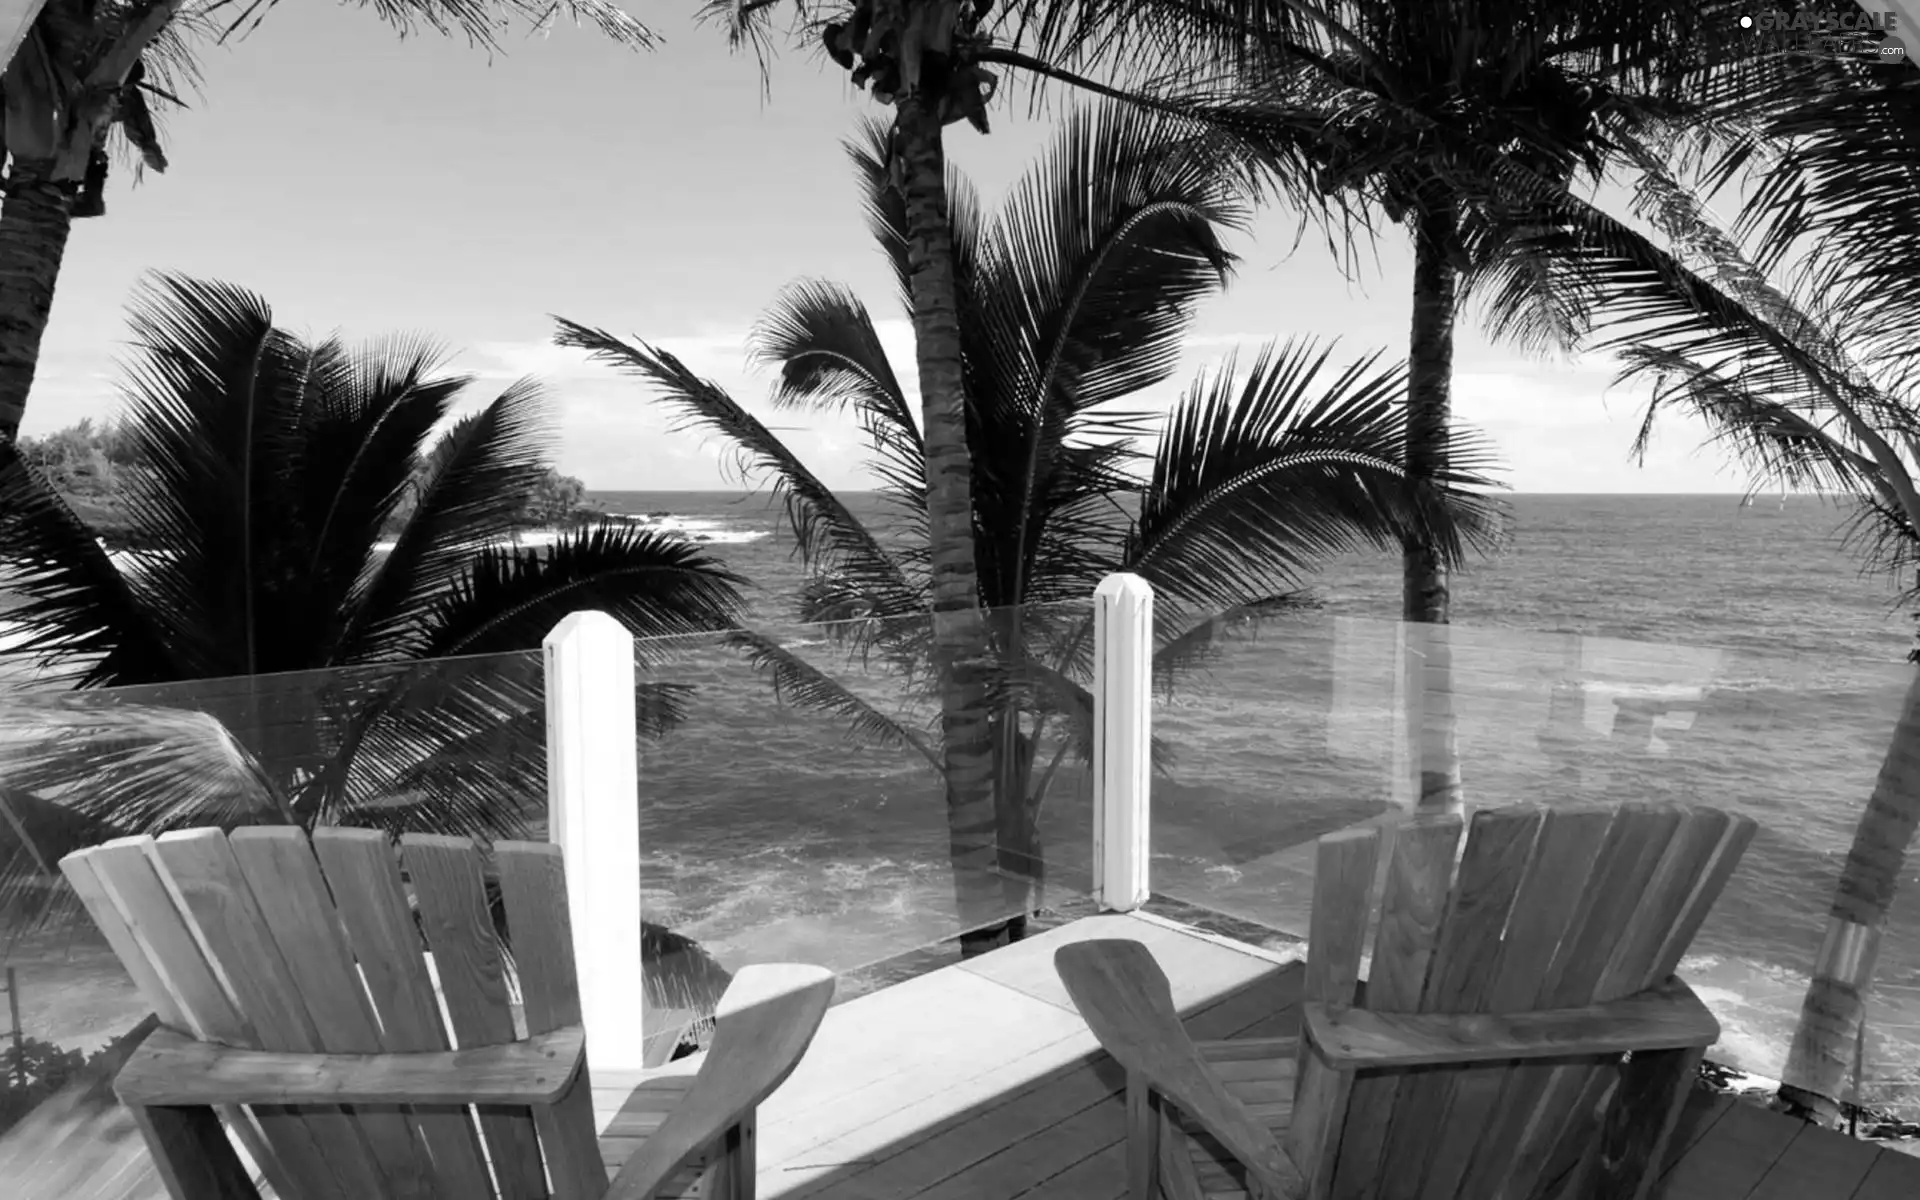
[
  {"left": 60, "top": 846, "right": 306, "bottom": 1200},
  {"left": 1411, "top": 807, "right": 1614, "bottom": 1200},
  {"left": 1455, "top": 805, "right": 1687, "bottom": 1199},
  {"left": 401, "top": 834, "right": 551, "bottom": 1200},
  {"left": 65, "top": 837, "right": 356, "bottom": 1200},
  {"left": 1327, "top": 813, "right": 1462, "bottom": 1200},
  {"left": 1510, "top": 809, "right": 1757, "bottom": 1196},
  {"left": 1372, "top": 808, "right": 1543, "bottom": 1198},
  {"left": 311, "top": 828, "right": 496, "bottom": 1198},
  {"left": 158, "top": 830, "right": 397, "bottom": 1199},
  {"left": 63, "top": 827, "right": 627, "bottom": 1200},
  {"left": 226, "top": 827, "right": 442, "bottom": 1199},
  {"left": 496, "top": 842, "right": 609, "bottom": 1200},
  {"left": 1299, "top": 804, "right": 1752, "bottom": 1200},
  {"left": 1303, "top": 827, "right": 1384, "bottom": 1008}
]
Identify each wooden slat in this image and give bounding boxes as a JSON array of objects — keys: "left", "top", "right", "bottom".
[
  {"left": 1742, "top": 1114, "right": 1883, "bottom": 1200},
  {"left": 71, "top": 838, "right": 351, "bottom": 1200},
  {"left": 1289, "top": 825, "right": 1382, "bottom": 1195},
  {"left": 311, "top": 828, "right": 496, "bottom": 1198},
  {"left": 221, "top": 828, "right": 436, "bottom": 1199},
  {"left": 763, "top": 935, "right": 1300, "bottom": 1200},
  {"left": 1423, "top": 807, "right": 1616, "bottom": 1200},
  {"left": 1302, "top": 827, "right": 1383, "bottom": 1008},
  {"left": 55, "top": 859, "right": 297, "bottom": 1200},
  {"left": 1653, "top": 1096, "right": 1803, "bottom": 1200},
  {"left": 1848, "top": 1146, "right": 1920, "bottom": 1200},
  {"left": 1054, "top": 939, "right": 1301, "bottom": 1200},
  {"left": 1513, "top": 808, "right": 1736, "bottom": 1197},
  {"left": 496, "top": 842, "right": 611, "bottom": 1200},
  {"left": 116, "top": 1024, "right": 584, "bottom": 1106},
  {"left": 1660, "top": 1091, "right": 1733, "bottom": 1172},
  {"left": 1456, "top": 803, "right": 1682, "bottom": 1199},
  {"left": 1328, "top": 812, "right": 1462, "bottom": 1200},
  {"left": 1376, "top": 808, "right": 1540, "bottom": 1200},
  {"left": 403, "top": 835, "right": 549, "bottom": 1200}
]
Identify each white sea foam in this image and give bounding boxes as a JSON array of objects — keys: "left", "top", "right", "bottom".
[{"left": 362, "top": 513, "right": 769, "bottom": 555}]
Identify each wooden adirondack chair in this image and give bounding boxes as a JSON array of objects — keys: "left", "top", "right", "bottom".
[
  {"left": 57, "top": 826, "right": 835, "bottom": 1200},
  {"left": 1054, "top": 802, "right": 1756, "bottom": 1200}
]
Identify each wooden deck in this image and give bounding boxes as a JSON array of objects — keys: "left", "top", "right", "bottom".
[{"left": 594, "top": 911, "right": 1920, "bottom": 1200}]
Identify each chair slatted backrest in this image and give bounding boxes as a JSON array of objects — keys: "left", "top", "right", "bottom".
[
  {"left": 60, "top": 826, "right": 607, "bottom": 1200},
  {"left": 1301, "top": 803, "right": 1754, "bottom": 1200}
]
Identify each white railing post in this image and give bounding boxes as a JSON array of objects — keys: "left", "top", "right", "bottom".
[
  {"left": 1093, "top": 573, "right": 1153, "bottom": 912},
  {"left": 544, "top": 610, "right": 647, "bottom": 1071}
]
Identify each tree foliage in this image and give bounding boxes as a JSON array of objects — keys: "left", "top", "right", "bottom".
[
  {"left": 558, "top": 101, "right": 1501, "bottom": 891},
  {"left": 0, "top": 273, "right": 747, "bottom": 938}
]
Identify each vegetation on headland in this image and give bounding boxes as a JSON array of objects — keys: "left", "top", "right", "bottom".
[{"left": 15, "top": 416, "right": 604, "bottom": 554}]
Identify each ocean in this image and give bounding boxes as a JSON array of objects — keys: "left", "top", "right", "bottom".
[
  {"left": 593, "top": 489, "right": 1920, "bottom": 1112},
  {"left": 6, "top": 489, "right": 1920, "bottom": 1114}
]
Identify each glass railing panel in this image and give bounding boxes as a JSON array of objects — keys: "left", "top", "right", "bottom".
[
  {"left": 1148, "top": 611, "right": 1381, "bottom": 945},
  {"left": 627, "top": 601, "right": 1098, "bottom": 1056},
  {"left": 0, "top": 648, "right": 547, "bottom": 1127},
  {"left": 1149, "top": 612, "right": 1920, "bottom": 1117}
]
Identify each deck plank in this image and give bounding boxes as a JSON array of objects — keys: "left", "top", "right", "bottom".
[
  {"left": 1656, "top": 1098, "right": 1806, "bottom": 1200},
  {"left": 582, "top": 912, "right": 1920, "bottom": 1200},
  {"left": 1011, "top": 1139, "right": 1128, "bottom": 1200},
  {"left": 953, "top": 911, "right": 1282, "bottom": 1013},
  {"left": 1662, "top": 1092, "right": 1736, "bottom": 1172},
  {"left": 1744, "top": 1111, "right": 1884, "bottom": 1200},
  {"left": 783, "top": 963, "right": 1300, "bottom": 1200},
  {"left": 1849, "top": 1147, "right": 1920, "bottom": 1200}
]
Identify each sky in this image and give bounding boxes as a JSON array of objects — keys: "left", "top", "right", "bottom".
[{"left": 27, "top": 3, "right": 1762, "bottom": 493}]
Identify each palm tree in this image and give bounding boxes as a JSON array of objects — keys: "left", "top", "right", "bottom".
[
  {"left": 1515, "top": 60, "right": 1920, "bottom": 1123},
  {"left": 0, "top": 272, "right": 748, "bottom": 936},
  {"left": 0, "top": 0, "right": 657, "bottom": 448},
  {"left": 1013, "top": 0, "right": 1784, "bottom": 812},
  {"left": 556, "top": 102, "right": 1500, "bottom": 948},
  {"left": 703, "top": 0, "right": 1053, "bottom": 952}
]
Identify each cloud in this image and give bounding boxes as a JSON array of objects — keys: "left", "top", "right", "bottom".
[{"left": 17, "top": 323, "right": 1756, "bottom": 495}]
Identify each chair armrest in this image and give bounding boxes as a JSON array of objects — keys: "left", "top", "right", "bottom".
[
  {"left": 607, "top": 963, "right": 836, "bottom": 1200},
  {"left": 1056, "top": 940, "right": 1304, "bottom": 1199},
  {"left": 1303, "top": 976, "right": 1720, "bottom": 1071},
  {"left": 114, "top": 1025, "right": 586, "bottom": 1107}
]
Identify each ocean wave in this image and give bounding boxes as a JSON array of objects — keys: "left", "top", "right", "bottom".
[{"left": 600, "top": 511, "right": 769, "bottom": 545}]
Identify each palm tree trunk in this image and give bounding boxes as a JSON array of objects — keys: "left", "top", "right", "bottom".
[
  {"left": 1404, "top": 195, "right": 1463, "bottom": 814},
  {"left": 0, "top": 159, "right": 76, "bottom": 444},
  {"left": 1779, "top": 663, "right": 1920, "bottom": 1124},
  {"left": 891, "top": 95, "right": 1005, "bottom": 957}
]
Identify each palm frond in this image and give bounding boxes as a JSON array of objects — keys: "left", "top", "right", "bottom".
[
  {"left": 1151, "top": 593, "right": 1324, "bottom": 688},
  {"left": 1131, "top": 338, "right": 1502, "bottom": 627},
  {"left": 553, "top": 319, "right": 925, "bottom": 616},
  {"left": 298, "top": 652, "right": 548, "bottom": 833},
  {"left": 746, "top": 278, "right": 928, "bottom": 523},
  {"left": 846, "top": 114, "right": 987, "bottom": 320},
  {"left": 0, "top": 447, "right": 181, "bottom": 684},
  {"left": 0, "top": 697, "right": 285, "bottom": 937},
  {"left": 1619, "top": 344, "right": 1893, "bottom": 504},
  {"left": 750, "top": 278, "right": 913, "bottom": 422},
  {"left": 720, "top": 628, "right": 940, "bottom": 768},
  {"left": 88, "top": 272, "right": 320, "bottom": 677},
  {"left": 413, "top": 524, "right": 750, "bottom": 657},
  {"left": 1740, "top": 68, "right": 1920, "bottom": 344},
  {"left": 213, "top": 0, "right": 657, "bottom": 51},
  {"left": 974, "top": 98, "right": 1242, "bottom": 608},
  {"left": 338, "top": 376, "right": 555, "bottom": 662}
]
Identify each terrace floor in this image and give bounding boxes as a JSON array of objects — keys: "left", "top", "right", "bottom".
[{"left": 593, "top": 911, "right": 1920, "bottom": 1200}]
